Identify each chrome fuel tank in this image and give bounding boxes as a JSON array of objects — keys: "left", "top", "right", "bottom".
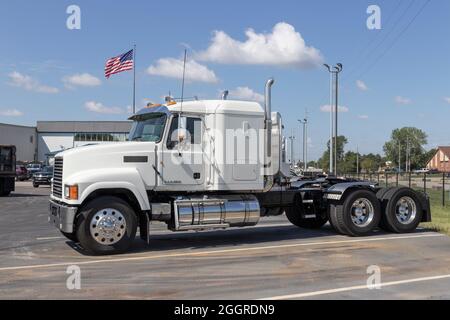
[{"left": 174, "top": 195, "right": 260, "bottom": 230}]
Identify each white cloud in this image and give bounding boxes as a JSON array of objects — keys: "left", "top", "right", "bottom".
[
  {"left": 395, "top": 96, "right": 411, "bottom": 105},
  {"left": 444, "top": 97, "right": 450, "bottom": 104},
  {"left": 356, "top": 80, "right": 368, "bottom": 91},
  {"left": 147, "top": 58, "right": 218, "bottom": 83},
  {"left": 84, "top": 101, "right": 123, "bottom": 114},
  {"left": 358, "top": 115, "right": 369, "bottom": 119},
  {"left": 197, "top": 22, "right": 323, "bottom": 68},
  {"left": 320, "top": 105, "right": 349, "bottom": 113},
  {"left": 226, "top": 87, "right": 264, "bottom": 103},
  {"left": 63, "top": 73, "right": 101, "bottom": 88},
  {"left": 8, "top": 71, "right": 59, "bottom": 93},
  {"left": 0, "top": 109, "right": 23, "bottom": 117}
]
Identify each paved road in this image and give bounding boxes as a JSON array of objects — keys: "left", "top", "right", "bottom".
[{"left": 1, "top": 183, "right": 450, "bottom": 299}]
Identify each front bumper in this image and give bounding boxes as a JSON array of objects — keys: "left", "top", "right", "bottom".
[
  {"left": 34, "top": 177, "right": 52, "bottom": 184},
  {"left": 48, "top": 200, "right": 78, "bottom": 233}
]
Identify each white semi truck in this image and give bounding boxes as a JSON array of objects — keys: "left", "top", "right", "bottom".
[{"left": 49, "top": 79, "right": 431, "bottom": 254}]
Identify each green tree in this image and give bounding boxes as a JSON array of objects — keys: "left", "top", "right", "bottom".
[
  {"left": 383, "top": 127, "right": 428, "bottom": 170},
  {"left": 360, "top": 153, "right": 384, "bottom": 172},
  {"left": 318, "top": 136, "right": 348, "bottom": 172},
  {"left": 341, "top": 151, "right": 357, "bottom": 173},
  {"left": 418, "top": 148, "right": 437, "bottom": 168}
]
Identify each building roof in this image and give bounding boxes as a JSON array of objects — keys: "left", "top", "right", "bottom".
[
  {"left": 438, "top": 146, "right": 450, "bottom": 157},
  {"left": 36, "top": 121, "right": 132, "bottom": 133},
  {"left": 0, "top": 122, "right": 36, "bottom": 130}
]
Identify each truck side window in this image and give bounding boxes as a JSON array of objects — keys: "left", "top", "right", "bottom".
[{"left": 167, "top": 116, "right": 202, "bottom": 149}]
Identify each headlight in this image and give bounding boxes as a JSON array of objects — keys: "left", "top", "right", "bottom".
[{"left": 64, "top": 185, "right": 78, "bottom": 200}]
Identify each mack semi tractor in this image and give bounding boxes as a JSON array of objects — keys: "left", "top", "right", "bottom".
[{"left": 49, "top": 79, "right": 431, "bottom": 254}]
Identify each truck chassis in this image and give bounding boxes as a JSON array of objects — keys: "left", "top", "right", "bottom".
[{"left": 50, "top": 177, "right": 431, "bottom": 255}]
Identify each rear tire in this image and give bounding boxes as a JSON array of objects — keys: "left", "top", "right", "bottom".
[
  {"left": 75, "top": 196, "right": 137, "bottom": 255},
  {"left": 285, "top": 195, "right": 328, "bottom": 229},
  {"left": 381, "top": 187, "right": 423, "bottom": 233},
  {"left": 33, "top": 183, "right": 39, "bottom": 188},
  {"left": 330, "top": 189, "right": 381, "bottom": 236}
]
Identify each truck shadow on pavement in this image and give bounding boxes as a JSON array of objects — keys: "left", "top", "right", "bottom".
[
  {"left": 67, "top": 224, "right": 436, "bottom": 256},
  {"left": 7, "top": 193, "right": 49, "bottom": 198}
]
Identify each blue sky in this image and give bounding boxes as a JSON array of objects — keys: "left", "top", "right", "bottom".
[{"left": 1, "top": 0, "right": 449, "bottom": 161}]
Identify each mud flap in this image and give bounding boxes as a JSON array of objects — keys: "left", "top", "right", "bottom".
[{"left": 139, "top": 211, "right": 151, "bottom": 244}]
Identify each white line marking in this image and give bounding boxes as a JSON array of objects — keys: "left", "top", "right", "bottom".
[
  {"left": 0, "top": 233, "right": 443, "bottom": 272},
  {"left": 259, "top": 274, "right": 450, "bottom": 300},
  {"left": 36, "top": 237, "right": 64, "bottom": 241}
]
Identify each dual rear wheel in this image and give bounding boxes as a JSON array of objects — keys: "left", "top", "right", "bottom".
[{"left": 287, "top": 187, "right": 423, "bottom": 236}]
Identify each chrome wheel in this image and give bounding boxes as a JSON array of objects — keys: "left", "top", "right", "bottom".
[
  {"left": 395, "top": 196, "right": 417, "bottom": 225},
  {"left": 350, "top": 198, "right": 375, "bottom": 227},
  {"left": 90, "top": 208, "right": 126, "bottom": 245}
]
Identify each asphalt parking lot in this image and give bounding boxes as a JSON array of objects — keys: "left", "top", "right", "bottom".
[{"left": 1, "top": 182, "right": 450, "bottom": 300}]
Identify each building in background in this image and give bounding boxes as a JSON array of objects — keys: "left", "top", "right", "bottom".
[
  {"left": 0, "top": 121, "right": 132, "bottom": 163},
  {"left": 426, "top": 146, "right": 450, "bottom": 172},
  {"left": 0, "top": 123, "right": 37, "bottom": 162}
]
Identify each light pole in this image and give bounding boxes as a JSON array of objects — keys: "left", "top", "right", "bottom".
[
  {"left": 324, "top": 63, "right": 343, "bottom": 176},
  {"left": 356, "top": 145, "right": 360, "bottom": 176},
  {"left": 298, "top": 117, "right": 308, "bottom": 171},
  {"left": 289, "top": 129, "right": 295, "bottom": 166}
]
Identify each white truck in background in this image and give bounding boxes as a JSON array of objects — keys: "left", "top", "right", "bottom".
[{"left": 49, "top": 79, "right": 431, "bottom": 255}]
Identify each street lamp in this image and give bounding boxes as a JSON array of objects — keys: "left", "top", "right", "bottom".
[
  {"left": 324, "top": 63, "right": 343, "bottom": 176},
  {"left": 298, "top": 118, "right": 308, "bottom": 171},
  {"left": 288, "top": 130, "right": 295, "bottom": 166}
]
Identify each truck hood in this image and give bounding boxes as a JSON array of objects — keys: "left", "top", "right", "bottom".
[{"left": 57, "top": 141, "right": 157, "bottom": 188}]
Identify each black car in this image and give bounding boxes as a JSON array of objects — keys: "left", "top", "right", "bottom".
[{"left": 32, "top": 166, "right": 53, "bottom": 188}]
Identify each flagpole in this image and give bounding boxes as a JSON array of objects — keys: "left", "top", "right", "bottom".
[{"left": 132, "top": 44, "right": 136, "bottom": 114}]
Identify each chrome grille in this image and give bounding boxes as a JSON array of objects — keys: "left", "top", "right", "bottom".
[{"left": 53, "top": 157, "right": 63, "bottom": 198}]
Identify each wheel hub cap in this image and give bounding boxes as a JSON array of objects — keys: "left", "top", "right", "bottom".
[
  {"left": 395, "top": 197, "right": 417, "bottom": 225},
  {"left": 90, "top": 209, "right": 126, "bottom": 245},
  {"left": 350, "top": 198, "right": 375, "bottom": 227}
]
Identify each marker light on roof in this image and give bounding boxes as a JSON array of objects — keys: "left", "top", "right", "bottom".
[{"left": 146, "top": 103, "right": 162, "bottom": 108}]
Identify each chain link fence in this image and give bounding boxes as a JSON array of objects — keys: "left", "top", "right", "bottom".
[{"left": 343, "top": 172, "right": 449, "bottom": 206}]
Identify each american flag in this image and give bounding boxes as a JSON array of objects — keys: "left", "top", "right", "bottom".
[{"left": 104, "top": 49, "right": 134, "bottom": 78}]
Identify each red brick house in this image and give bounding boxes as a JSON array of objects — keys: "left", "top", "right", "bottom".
[{"left": 427, "top": 146, "right": 450, "bottom": 172}]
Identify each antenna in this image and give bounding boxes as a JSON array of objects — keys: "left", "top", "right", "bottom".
[
  {"left": 179, "top": 49, "right": 187, "bottom": 127},
  {"left": 177, "top": 49, "right": 187, "bottom": 156}
]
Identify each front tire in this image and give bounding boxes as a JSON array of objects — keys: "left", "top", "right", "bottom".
[
  {"left": 330, "top": 189, "right": 381, "bottom": 236},
  {"left": 75, "top": 196, "right": 137, "bottom": 255},
  {"left": 33, "top": 182, "right": 39, "bottom": 188}
]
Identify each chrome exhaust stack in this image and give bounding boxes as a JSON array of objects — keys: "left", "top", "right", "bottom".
[
  {"left": 265, "top": 78, "right": 274, "bottom": 157},
  {"left": 263, "top": 78, "right": 275, "bottom": 191}
]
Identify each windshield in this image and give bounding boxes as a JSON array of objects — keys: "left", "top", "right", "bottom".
[{"left": 128, "top": 114, "right": 167, "bottom": 142}]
